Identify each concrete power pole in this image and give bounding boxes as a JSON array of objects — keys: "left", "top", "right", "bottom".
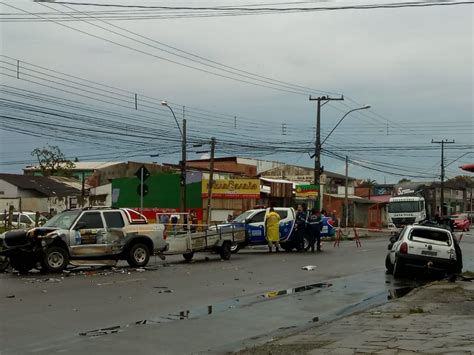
[
  {"left": 309, "top": 95, "right": 344, "bottom": 209},
  {"left": 432, "top": 139, "right": 455, "bottom": 215},
  {"left": 206, "top": 137, "right": 216, "bottom": 226},
  {"left": 345, "top": 155, "right": 349, "bottom": 228},
  {"left": 181, "top": 119, "right": 187, "bottom": 213}
]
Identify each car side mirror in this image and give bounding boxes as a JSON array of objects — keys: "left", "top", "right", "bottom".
[{"left": 74, "top": 222, "right": 86, "bottom": 230}]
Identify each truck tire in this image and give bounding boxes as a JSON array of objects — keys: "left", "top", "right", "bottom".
[
  {"left": 127, "top": 243, "right": 150, "bottom": 267},
  {"left": 41, "top": 246, "right": 69, "bottom": 273},
  {"left": 303, "top": 235, "right": 311, "bottom": 251},
  {"left": 230, "top": 243, "right": 241, "bottom": 254},
  {"left": 393, "top": 257, "right": 404, "bottom": 278},
  {"left": 220, "top": 242, "right": 232, "bottom": 260},
  {"left": 10, "top": 254, "right": 36, "bottom": 274},
  {"left": 0, "top": 256, "right": 10, "bottom": 272},
  {"left": 385, "top": 254, "right": 394, "bottom": 274},
  {"left": 183, "top": 252, "right": 194, "bottom": 262}
]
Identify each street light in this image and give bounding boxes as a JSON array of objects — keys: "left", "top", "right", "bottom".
[
  {"left": 161, "top": 100, "right": 187, "bottom": 213},
  {"left": 321, "top": 105, "right": 371, "bottom": 146},
  {"left": 324, "top": 105, "right": 371, "bottom": 228},
  {"left": 161, "top": 101, "right": 183, "bottom": 138}
]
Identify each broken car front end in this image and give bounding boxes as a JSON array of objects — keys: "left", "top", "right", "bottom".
[{"left": 0, "top": 227, "right": 66, "bottom": 273}]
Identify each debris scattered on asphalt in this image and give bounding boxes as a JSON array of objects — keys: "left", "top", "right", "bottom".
[
  {"left": 409, "top": 307, "right": 424, "bottom": 314},
  {"left": 135, "top": 268, "right": 145, "bottom": 272},
  {"left": 312, "top": 316, "right": 319, "bottom": 322},
  {"left": 80, "top": 325, "right": 122, "bottom": 337},
  {"left": 6, "top": 294, "right": 15, "bottom": 298},
  {"left": 301, "top": 265, "right": 317, "bottom": 271},
  {"left": 46, "top": 278, "right": 62, "bottom": 282}
]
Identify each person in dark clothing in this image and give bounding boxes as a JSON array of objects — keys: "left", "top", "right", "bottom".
[
  {"left": 295, "top": 204, "right": 308, "bottom": 251},
  {"left": 308, "top": 208, "right": 323, "bottom": 252}
]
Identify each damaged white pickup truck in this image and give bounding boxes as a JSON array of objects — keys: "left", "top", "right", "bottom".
[{"left": 0, "top": 208, "right": 168, "bottom": 273}]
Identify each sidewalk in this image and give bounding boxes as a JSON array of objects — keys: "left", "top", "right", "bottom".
[{"left": 236, "top": 278, "right": 474, "bottom": 354}]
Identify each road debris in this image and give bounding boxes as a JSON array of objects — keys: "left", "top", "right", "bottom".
[
  {"left": 301, "top": 265, "right": 317, "bottom": 271},
  {"left": 6, "top": 294, "right": 15, "bottom": 298},
  {"left": 80, "top": 325, "right": 122, "bottom": 337}
]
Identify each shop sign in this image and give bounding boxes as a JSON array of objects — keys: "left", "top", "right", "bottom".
[
  {"left": 295, "top": 184, "right": 320, "bottom": 198},
  {"left": 202, "top": 179, "right": 260, "bottom": 199}
]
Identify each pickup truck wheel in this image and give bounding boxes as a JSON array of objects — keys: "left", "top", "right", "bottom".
[
  {"left": 220, "top": 242, "right": 232, "bottom": 260},
  {"left": 303, "top": 235, "right": 311, "bottom": 251},
  {"left": 0, "top": 256, "right": 9, "bottom": 272},
  {"left": 393, "top": 257, "right": 404, "bottom": 278},
  {"left": 385, "top": 254, "right": 394, "bottom": 274},
  {"left": 10, "top": 254, "right": 36, "bottom": 274},
  {"left": 230, "top": 243, "right": 241, "bottom": 254},
  {"left": 41, "top": 246, "right": 69, "bottom": 273},
  {"left": 127, "top": 243, "right": 150, "bottom": 267},
  {"left": 183, "top": 252, "right": 194, "bottom": 262}
]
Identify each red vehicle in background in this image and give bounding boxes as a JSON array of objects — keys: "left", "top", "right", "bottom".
[{"left": 449, "top": 214, "right": 470, "bottom": 232}]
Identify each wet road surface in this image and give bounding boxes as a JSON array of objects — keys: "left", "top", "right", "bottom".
[{"left": 1, "top": 232, "right": 472, "bottom": 354}]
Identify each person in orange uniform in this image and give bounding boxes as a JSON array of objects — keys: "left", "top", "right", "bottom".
[{"left": 265, "top": 207, "right": 281, "bottom": 253}]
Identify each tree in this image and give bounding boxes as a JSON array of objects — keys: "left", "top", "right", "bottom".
[
  {"left": 398, "top": 178, "right": 412, "bottom": 184},
  {"left": 359, "top": 178, "right": 377, "bottom": 187},
  {"left": 31, "top": 145, "right": 75, "bottom": 177}
]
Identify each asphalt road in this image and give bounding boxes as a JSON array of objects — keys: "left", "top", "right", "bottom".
[{"left": 1, "top": 232, "right": 473, "bottom": 354}]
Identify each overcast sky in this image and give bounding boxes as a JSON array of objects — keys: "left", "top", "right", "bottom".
[{"left": 0, "top": 0, "right": 473, "bottom": 183}]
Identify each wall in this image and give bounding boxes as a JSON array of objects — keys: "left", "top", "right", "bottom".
[
  {"left": 187, "top": 160, "right": 257, "bottom": 176},
  {"left": 237, "top": 158, "right": 284, "bottom": 175},
  {"left": 111, "top": 173, "right": 202, "bottom": 210},
  {"left": 96, "top": 162, "right": 173, "bottom": 186},
  {"left": 0, "top": 198, "right": 20, "bottom": 212},
  {"left": 0, "top": 180, "right": 19, "bottom": 198},
  {"left": 89, "top": 183, "right": 112, "bottom": 206}
]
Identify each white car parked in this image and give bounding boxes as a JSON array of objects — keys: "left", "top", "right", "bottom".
[{"left": 385, "top": 224, "right": 462, "bottom": 278}]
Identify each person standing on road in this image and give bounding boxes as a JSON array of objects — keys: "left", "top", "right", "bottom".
[
  {"left": 295, "top": 204, "right": 308, "bottom": 252},
  {"left": 308, "top": 209, "right": 323, "bottom": 252},
  {"left": 265, "top": 207, "right": 281, "bottom": 253}
]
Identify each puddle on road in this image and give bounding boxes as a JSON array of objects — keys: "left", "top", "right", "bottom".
[
  {"left": 79, "top": 281, "right": 333, "bottom": 337},
  {"left": 78, "top": 272, "right": 450, "bottom": 339}
]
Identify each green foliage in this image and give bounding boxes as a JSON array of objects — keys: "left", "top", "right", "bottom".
[
  {"left": 31, "top": 145, "right": 75, "bottom": 177},
  {"left": 359, "top": 178, "right": 377, "bottom": 187},
  {"left": 398, "top": 178, "right": 412, "bottom": 184}
]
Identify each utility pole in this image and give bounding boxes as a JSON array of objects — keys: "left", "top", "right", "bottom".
[
  {"left": 206, "top": 137, "right": 216, "bottom": 226},
  {"left": 344, "top": 155, "right": 349, "bottom": 228},
  {"left": 181, "top": 119, "right": 187, "bottom": 213},
  {"left": 432, "top": 139, "right": 455, "bottom": 216},
  {"left": 309, "top": 95, "right": 344, "bottom": 209}
]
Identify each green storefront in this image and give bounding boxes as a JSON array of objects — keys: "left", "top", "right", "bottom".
[{"left": 111, "top": 173, "right": 202, "bottom": 221}]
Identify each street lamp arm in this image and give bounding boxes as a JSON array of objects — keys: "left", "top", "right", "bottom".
[
  {"left": 161, "top": 101, "right": 183, "bottom": 138},
  {"left": 321, "top": 105, "right": 370, "bottom": 146}
]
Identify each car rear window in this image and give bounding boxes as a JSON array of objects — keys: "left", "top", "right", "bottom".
[
  {"left": 410, "top": 229, "right": 450, "bottom": 243},
  {"left": 103, "top": 212, "right": 125, "bottom": 228}
]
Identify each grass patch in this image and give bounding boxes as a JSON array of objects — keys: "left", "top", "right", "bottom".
[{"left": 462, "top": 270, "right": 474, "bottom": 278}]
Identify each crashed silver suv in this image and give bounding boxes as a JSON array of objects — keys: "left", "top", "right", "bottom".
[{"left": 0, "top": 208, "right": 168, "bottom": 273}]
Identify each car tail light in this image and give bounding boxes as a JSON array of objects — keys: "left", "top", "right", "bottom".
[
  {"left": 400, "top": 242, "right": 408, "bottom": 254},
  {"left": 449, "top": 249, "right": 456, "bottom": 260}
]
